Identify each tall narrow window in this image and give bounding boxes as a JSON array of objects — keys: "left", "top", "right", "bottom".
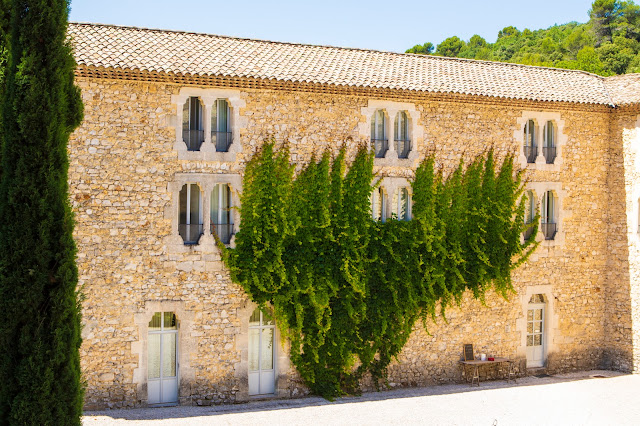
[
  {"left": 543, "top": 121, "right": 556, "bottom": 164},
  {"left": 371, "top": 110, "right": 388, "bottom": 158},
  {"left": 182, "top": 97, "right": 204, "bottom": 151},
  {"left": 392, "top": 187, "right": 411, "bottom": 221},
  {"left": 541, "top": 191, "right": 556, "bottom": 240},
  {"left": 524, "top": 190, "right": 536, "bottom": 241},
  {"left": 524, "top": 120, "right": 537, "bottom": 163},
  {"left": 179, "top": 183, "right": 203, "bottom": 244},
  {"left": 212, "top": 99, "right": 232, "bottom": 152},
  {"left": 371, "top": 187, "right": 385, "bottom": 221},
  {"left": 211, "top": 183, "right": 234, "bottom": 244},
  {"left": 394, "top": 111, "right": 411, "bottom": 159}
]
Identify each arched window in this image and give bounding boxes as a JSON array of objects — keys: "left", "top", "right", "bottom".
[
  {"left": 394, "top": 111, "right": 411, "bottom": 159},
  {"left": 179, "top": 183, "right": 203, "bottom": 244},
  {"left": 371, "top": 110, "right": 387, "bottom": 158},
  {"left": 182, "top": 96, "right": 204, "bottom": 151},
  {"left": 371, "top": 186, "right": 386, "bottom": 221},
  {"left": 211, "top": 183, "right": 234, "bottom": 244},
  {"left": 392, "top": 187, "right": 411, "bottom": 221},
  {"left": 543, "top": 121, "right": 556, "bottom": 164},
  {"left": 212, "top": 99, "right": 232, "bottom": 152},
  {"left": 524, "top": 190, "right": 536, "bottom": 241},
  {"left": 541, "top": 191, "right": 557, "bottom": 240},
  {"left": 524, "top": 120, "right": 537, "bottom": 164}
]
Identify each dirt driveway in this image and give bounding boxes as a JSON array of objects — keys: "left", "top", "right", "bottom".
[{"left": 83, "top": 370, "right": 640, "bottom": 425}]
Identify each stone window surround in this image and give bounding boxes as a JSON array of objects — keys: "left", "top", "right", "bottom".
[
  {"left": 628, "top": 115, "right": 640, "bottom": 240},
  {"left": 234, "top": 300, "right": 291, "bottom": 402},
  {"left": 132, "top": 301, "right": 196, "bottom": 406},
  {"left": 166, "top": 173, "right": 242, "bottom": 251},
  {"left": 360, "top": 100, "right": 424, "bottom": 166},
  {"left": 515, "top": 112, "right": 566, "bottom": 171},
  {"left": 524, "top": 182, "right": 568, "bottom": 247},
  {"left": 374, "top": 177, "right": 413, "bottom": 221},
  {"left": 172, "top": 88, "right": 247, "bottom": 162},
  {"left": 515, "top": 285, "right": 558, "bottom": 369}
]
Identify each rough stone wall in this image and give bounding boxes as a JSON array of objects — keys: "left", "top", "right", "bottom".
[
  {"left": 70, "top": 77, "right": 621, "bottom": 409},
  {"left": 606, "top": 109, "right": 640, "bottom": 372}
]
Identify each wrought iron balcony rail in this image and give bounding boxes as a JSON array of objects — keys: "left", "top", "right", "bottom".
[
  {"left": 541, "top": 222, "right": 557, "bottom": 240},
  {"left": 179, "top": 224, "right": 203, "bottom": 245},
  {"left": 523, "top": 225, "right": 535, "bottom": 241},
  {"left": 395, "top": 139, "right": 411, "bottom": 159},
  {"left": 211, "top": 222, "right": 234, "bottom": 245},
  {"left": 372, "top": 138, "right": 388, "bottom": 158},
  {"left": 543, "top": 146, "right": 556, "bottom": 164},
  {"left": 213, "top": 131, "right": 233, "bottom": 152},
  {"left": 524, "top": 145, "right": 537, "bottom": 163},
  {"left": 182, "top": 129, "right": 205, "bottom": 151}
]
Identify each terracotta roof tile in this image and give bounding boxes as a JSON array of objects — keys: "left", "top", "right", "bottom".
[{"left": 68, "top": 23, "right": 618, "bottom": 106}]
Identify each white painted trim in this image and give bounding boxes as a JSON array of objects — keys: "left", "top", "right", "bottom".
[
  {"left": 515, "top": 286, "right": 559, "bottom": 369},
  {"left": 360, "top": 100, "right": 424, "bottom": 167},
  {"left": 515, "top": 111, "right": 566, "bottom": 171},
  {"left": 171, "top": 88, "right": 247, "bottom": 162}
]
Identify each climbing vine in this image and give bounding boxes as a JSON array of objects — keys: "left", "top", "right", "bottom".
[{"left": 225, "top": 141, "right": 538, "bottom": 399}]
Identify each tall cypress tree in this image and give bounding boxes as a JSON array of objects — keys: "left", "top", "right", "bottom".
[{"left": 0, "top": 1, "right": 84, "bottom": 424}]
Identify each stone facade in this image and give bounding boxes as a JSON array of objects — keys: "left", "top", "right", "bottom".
[{"left": 70, "top": 75, "right": 640, "bottom": 409}]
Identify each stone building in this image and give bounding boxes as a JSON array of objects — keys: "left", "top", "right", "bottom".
[{"left": 67, "top": 22, "right": 640, "bottom": 409}]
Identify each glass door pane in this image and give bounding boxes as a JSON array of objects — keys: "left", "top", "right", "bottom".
[
  {"left": 162, "top": 334, "right": 177, "bottom": 377},
  {"left": 261, "top": 328, "right": 274, "bottom": 370},
  {"left": 148, "top": 334, "right": 161, "bottom": 379},
  {"left": 249, "top": 328, "right": 259, "bottom": 371}
]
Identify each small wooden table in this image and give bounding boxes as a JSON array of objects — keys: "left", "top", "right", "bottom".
[{"left": 459, "top": 357, "right": 516, "bottom": 386}]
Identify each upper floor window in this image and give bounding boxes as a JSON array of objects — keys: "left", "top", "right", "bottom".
[
  {"left": 182, "top": 97, "right": 204, "bottom": 151},
  {"left": 371, "top": 110, "right": 388, "bottom": 158},
  {"left": 541, "top": 190, "right": 557, "bottom": 240},
  {"left": 543, "top": 121, "right": 556, "bottom": 164},
  {"left": 212, "top": 99, "right": 232, "bottom": 153},
  {"left": 211, "top": 183, "right": 234, "bottom": 244},
  {"left": 371, "top": 186, "right": 386, "bottom": 221},
  {"left": 524, "top": 120, "right": 537, "bottom": 164},
  {"left": 394, "top": 111, "right": 411, "bottom": 159},
  {"left": 179, "top": 183, "right": 203, "bottom": 244},
  {"left": 392, "top": 187, "right": 411, "bottom": 221},
  {"left": 524, "top": 190, "right": 536, "bottom": 241}
]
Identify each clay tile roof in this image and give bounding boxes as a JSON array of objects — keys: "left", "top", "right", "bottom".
[
  {"left": 603, "top": 73, "right": 640, "bottom": 106},
  {"left": 68, "top": 22, "right": 620, "bottom": 106}
]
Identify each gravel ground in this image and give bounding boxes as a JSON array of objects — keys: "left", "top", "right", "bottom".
[{"left": 83, "top": 370, "right": 640, "bottom": 425}]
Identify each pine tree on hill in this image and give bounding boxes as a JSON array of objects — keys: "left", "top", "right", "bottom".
[
  {"left": 0, "top": 0, "right": 84, "bottom": 424},
  {"left": 406, "top": 0, "right": 640, "bottom": 76}
]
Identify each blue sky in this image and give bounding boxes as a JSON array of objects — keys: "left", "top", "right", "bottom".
[{"left": 70, "top": 0, "right": 597, "bottom": 53}]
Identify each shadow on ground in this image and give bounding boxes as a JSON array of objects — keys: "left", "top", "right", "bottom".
[{"left": 83, "top": 370, "right": 625, "bottom": 422}]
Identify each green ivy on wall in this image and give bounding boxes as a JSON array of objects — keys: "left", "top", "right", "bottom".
[{"left": 223, "top": 141, "right": 538, "bottom": 399}]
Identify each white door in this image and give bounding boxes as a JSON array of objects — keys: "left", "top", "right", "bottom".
[
  {"left": 248, "top": 308, "right": 275, "bottom": 395},
  {"left": 526, "top": 302, "right": 545, "bottom": 368},
  {"left": 148, "top": 312, "right": 178, "bottom": 405}
]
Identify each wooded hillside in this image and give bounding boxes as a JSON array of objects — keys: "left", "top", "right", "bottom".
[{"left": 406, "top": 0, "right": 640, "bottom": 76}]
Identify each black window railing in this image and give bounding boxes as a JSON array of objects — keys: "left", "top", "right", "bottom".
[
  {"left": 395, "top": 139, "right": 411, "bottom": 159},
  {"left": 523, "top": 224, "right": 535, "bottom": 241},
  {"left": 372, "top": 139, "right": 388, "bottom": 158},
  {"left": 541, "top": 222, "right": 556, "bottom": 240},
  {"left": 524, "top": 145, "right": 537, "bottom": 163},
  {"left": 543, "top": 146, "right": 556, "bottom": 164},
  {"left": 211, "top": 222, "right": 234, "bottom": 245},
  {"left": 179, "top": 224, "right": 203, "bottom": 245},
  {"left": 213, "top": 131, "right": 233, "bottom": 152},
  {"left": 182, "top": 129, "right": 205, "bottom": 151}
]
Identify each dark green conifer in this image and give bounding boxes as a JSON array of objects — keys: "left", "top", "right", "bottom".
[{"left": 0, "top": 1, "right": 84, "bottom": 423}]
